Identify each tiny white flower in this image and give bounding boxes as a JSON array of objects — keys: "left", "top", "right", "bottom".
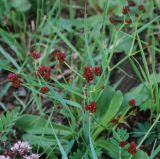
[
  {"left": 11, "top": 141, "right": 32, "bottom": 155},
  {"left": 23, "top": 154, "right": 39, "bottom": 159},
  {"left": 31, "top": 154, "right": 40, "bottom": 159},
  {"left": 0, "top": 155, "right": 10, "bottom": 159}
]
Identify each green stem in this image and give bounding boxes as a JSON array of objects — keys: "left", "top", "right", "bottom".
[
  {"left": 64, "top": 62, "right": 84, "bottom": 79},
  {"left": 129, "top": 113, "right": 160, "bottom": 159},
  {"left": 137, "top": 113, "right": 160, "bottom": 149}
]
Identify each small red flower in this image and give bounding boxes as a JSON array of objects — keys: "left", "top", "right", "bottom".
[
  {"left": 31, "top": 51, "right": 41, "bottom": 59},
  {"left": 128, "top": 141, "right": 137, "bottom": 155},
  {"left": 111, "top": 118, "right": 119, "bottom": 124},
  {"left": 37, "top": 66, "right": 51, "bottom": 79},
  {"left": 7, "top": 73, "right": 20, "bottom": 88},
  {"left": 139, "top": 5, "right": 145, "bottom": 13},
  {"left": 94, "top": 67, "right": 102, "bottom": 76},
  {"left": 122, "top": 6, "right": 130, "bottom": 14},
  {"left": 109, "top": 16, "right": 115, "bottom": 24},
  {"left": 41, "top": 86, "right": 49, "bottom": 94},
  {"left": 8, "top": 73, "right": 18, "bottom": 82},
  {"left": 83, "top": 66, "right": 94, "bottom": 83},
  {"left": 129, "top": 99, "right": 136, "bottom": 107},
  {"left": 89, "top": 102, "right": 96, "bottom": 113},
  {"left": 117, "top": 114, "right": 121, "bottom": 119},
  {"left": 126, "top": 19, "right": 132, "bottom": 24},
  {"left": 85, "top": 102, "right": 96, "bottom": 113},
  {"left": 56, "top": 52, "right": 66, "bottom": 63},
  {"left": 135, "top": 13, "right": 139, "bottom": 17},
  {"left": 128, "top": 0, "right": 135, "bottom": 6},
  {"left": 12, "top": 79, "right": 20, "bottom": 88},
  {"left": 119, "top": 141, "right": 127, "bottom": 147}
]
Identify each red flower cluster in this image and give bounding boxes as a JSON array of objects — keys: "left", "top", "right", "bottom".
[
  {"left": 111, "top": 118, "right": 119, "bottom": 124},
  {"left": 135, "top": 13, "right": 139, "bottom": 17},
  {"left": 83, "top": 66, "right": 102, "bottom": 83},
  {"left": 111, "top": 114, "right": 121, "bottom": 125},
  {"left": 119, "top": 141, "right": 127, "bottom": 148},
  {"left": 8, "top": 73, "right": 20, "bottom": 88},
  {"left": 139, "top": 5, "right": 145, "bottom": 13},
  {"left": 41, "top": 86, "right": 49, "bottom": 94},
  {"left": 37, "top": 66, "right": 51, "bottom": 79},
  {"left": 109, "top": 3, "right": 147, "bottom": 25},
  {"left": 83, "top": 66, "right": 94, "bottom": 83},
  {"left": 56, "top": 52, "right": 66, "bottom": 63},
  {"left": 126, "top": 19, "right": 132, "bottom": 24},
  {"left": 31, "top": 51, "right": 41, "bottom": 59},
  {"left": 109, "top": 16, "right": 115, "bottom": 24},
  {"left": 122, "top": 6, "right": 130, "bottom": 14},
  {"left": 128, "top": 0, "right": 135, "bottom": 6},
  {"left": 128, "top": 141, "right": 137, "bottom": 155},
  {"left": 129, "top": 99, "right": 136, "bottom": 107},
  {"left": 94, "top": 67, "right": 102, "bottom": 76},
  {"left": 85, "top": 102, "right": 96, "bottom": 113}
]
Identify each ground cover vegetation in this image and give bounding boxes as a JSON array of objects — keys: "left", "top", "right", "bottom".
[{"left": 0, "top": 0, "right": 160, "bottom": 158}]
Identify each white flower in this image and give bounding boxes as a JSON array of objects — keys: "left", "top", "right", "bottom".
[
  {"left": 23, "top": 154, "right": 39, "bottom": 159},
  {"left": 0, "top": 155, "right": 10, "bottom": 159},
  {"left": 30, "top": 154, "right": 40, "bottom": 159},
  {"left": 11, "top": 141, "right": 32, "bottom": 155},
  {"left": 23, "top": 155, "right": 31, "bottom": 159}
]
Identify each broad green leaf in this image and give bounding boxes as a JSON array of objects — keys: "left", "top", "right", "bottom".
[
  {"left": 132, "top": 150, "right": 149, "bottom": 159},
  {"left": 93, "top": 91, "right": 123, "bottom": 139},
  {"left": 95, "top": 138, "right": 111, "bottom": 150},
  {"left": 15, "top": 115, "right": 75, "bottom": 138},
  {"left": 95, "top": 138, "right": 130, "bottom": 159},
  {"left": 116, "top": 32, "right": 133, "bottom": 54},
  {"left": 0, "top": 29, "right": 24, "bottom": 59},
  {"left": 95, "top": 85, "right": 114, "bottom": 117},
  {"left": 42, "top": 16, "right": 101, "bottom": 34},
  {"left": 10, "top": 0, "right": 31, "bottom": 12},
  {"left": 101, "top": 90, "right": 123, "bottom": 126}
]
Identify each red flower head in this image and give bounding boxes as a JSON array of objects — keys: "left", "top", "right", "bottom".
[
  {"left": 31, "top": 51, "right": 41, "bottom": 59},
  {"left": 109, "top": 16, "right": 115, "bottom": 24},
  {"left": 139, "top": 5, "right": 145, "bottom": 13},
  {"left": 126, "top": 19, "right": 132, "bottom": 24},
  {"left": 128, "top": 141, "right": 137, "bottom": 155},
  {"left": 135, "top": 13, "right": 139, "bottom": 17},
  {"left": 41, "top": 86, "right": 49, "bottom": 94},
  {"left": 89, "top": 102, "right": 96, "bottom": 113},
  {"left": 12, "top": 80, "right": 20, "bottom": 88},
  {"left": 129, "top": 99, "right": 136, "bottom": 107},
  {"left": 128, "top": 0, "right": 135, "bottom": 6},
  {"left": 94, "top": 66, "right": 102, "bottom": 76},
  {"left": 119, "top": 141, "right": 127, "bottom": 147},
  {"left": 83, "top": 66, "right": 94, "bottom": 83},
  {"left": 111, "top": 118, "right": 119, "bottom": 125},
  {"left": 37, "top": 66, "right": 51, "bottom": 79},
  {"left": 85, "top": 102, "right": 96, "bottom": 113},
  {"left": 7, "top": 73, "right": 20, "bottom": 88},
  {"left": 122, "top": 6, "right": 130, "bottom": 14},
  {"left": 8, "top": 73, "right": 18, "bottom": 82},
  {"left": 56, "top": 52, "right": 66, "bottom": 63}
]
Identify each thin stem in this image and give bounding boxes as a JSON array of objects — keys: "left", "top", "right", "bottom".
[
  {"left": 129, "top": 113, "right": 160, "bottom": 159},
  {"left": 64, "top": 61, "right": 84, "bottom": 79},
  {"left": 137, "top": 114, "right": 160, "bottom": 149}
]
